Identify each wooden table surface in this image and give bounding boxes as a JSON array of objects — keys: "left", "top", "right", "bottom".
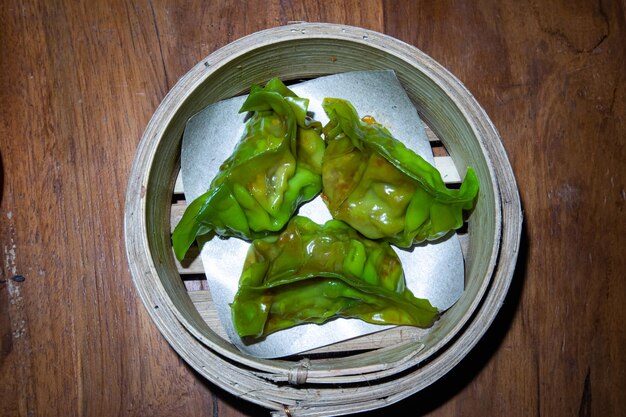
[{"left": 1, "top": 1, "right": 624, "bottom": 416}]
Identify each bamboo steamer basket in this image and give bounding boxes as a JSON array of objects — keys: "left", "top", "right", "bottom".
[{"left": 125, "top": 23, "right": 522, "bottom": 416}]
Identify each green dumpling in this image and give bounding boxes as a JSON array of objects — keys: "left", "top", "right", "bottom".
[
  {"left": 172, "top": 78, "right": 325, "bottom": 261},
  {"left": 321, "top": 98, "right": 479, "bottom": 247},
  {"left": 231, "top": 216, "right": 438, "bottom": 340}
]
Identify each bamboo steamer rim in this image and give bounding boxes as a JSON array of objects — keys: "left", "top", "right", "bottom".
[{"left": 124, "top": 23, "right": 522, "bottom": 416}]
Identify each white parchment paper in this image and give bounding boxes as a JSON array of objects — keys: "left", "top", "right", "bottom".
[{"left": 181, "top": 71, "right": 464, "bottom": 358}]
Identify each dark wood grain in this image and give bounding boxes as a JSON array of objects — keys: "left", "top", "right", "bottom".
[{"left": 1, "top": 1, "right": 624, "bottom": 416}]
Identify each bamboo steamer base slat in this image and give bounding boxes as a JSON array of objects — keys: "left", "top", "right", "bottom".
[{"left": 124, "top": 23, "right": 522, "bottom": 416}]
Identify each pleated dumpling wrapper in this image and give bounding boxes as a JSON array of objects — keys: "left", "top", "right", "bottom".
[
  {"left": 172, "top": 78, "right": 325, "bottom": 261},
  {"left": 321, "top": 98, "right": 479, "bottom": 248},
  {"left": 231, "top": 216, "right": 439, "bottom": 340}
]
